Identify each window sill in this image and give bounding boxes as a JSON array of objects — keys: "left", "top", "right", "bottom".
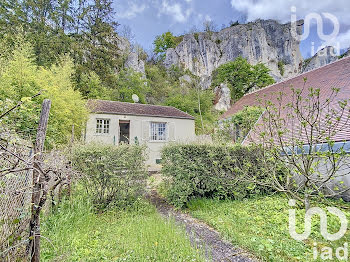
[{"left": 148, "top": 140, "right": 168, "bottom": 143}]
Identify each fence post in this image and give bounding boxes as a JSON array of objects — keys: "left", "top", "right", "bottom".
[{"left": 29, "top": 99, "right": 51, "bottom": 262}]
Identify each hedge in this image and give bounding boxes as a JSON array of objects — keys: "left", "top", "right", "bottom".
[
  {"left": 161, "top": 144, "right": 275, "bottom": 207},
  {"left": 72, "top": 143, "right": 147, "bottom": 211}
]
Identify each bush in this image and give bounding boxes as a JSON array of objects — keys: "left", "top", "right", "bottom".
[
  {"left": 161, "top": 144, "right": 276, "bottom": 207},
  {"left": 72, "top": 143, "right": 147, "bottom": 211}
]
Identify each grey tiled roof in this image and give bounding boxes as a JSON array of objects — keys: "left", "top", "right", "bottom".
[{"left": 87, "top": 100, "right": 195, "bottom": 120}]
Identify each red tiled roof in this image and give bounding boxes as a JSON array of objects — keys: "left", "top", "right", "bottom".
[
  {"left": 87, "top": 100, "right": 195, "bottom": 120},
  {"left": 221, "top": 56, "right": 350, "bottom": 143}
]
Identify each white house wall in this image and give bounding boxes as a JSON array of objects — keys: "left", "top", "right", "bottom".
[{"left": 85, "top": 113, "right": 196, "bottom": 167}]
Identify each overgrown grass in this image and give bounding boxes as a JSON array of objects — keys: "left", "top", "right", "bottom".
[
  {"left": 188, "top": 195, "right": 350, "bottom": 262},
  {"left": 41, "top": 191, "right": 205, "bottom": 261}
]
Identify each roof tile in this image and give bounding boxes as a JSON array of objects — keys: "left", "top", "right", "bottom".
[
  {"left": 221, "top": 56, "right": 350, "bottom": 143},
  {"left": 87, "top": 100, "right": 195, "bottom": 120}
]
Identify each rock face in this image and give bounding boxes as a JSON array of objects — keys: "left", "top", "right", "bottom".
[
  {"left": 214, "top": 83, "right": 231, "bottom": 111},
  {"left": 179, "top": 74, "right": 193, "bottom": 86},
  {"left": 164, "top": 19, "right": 304, "bottom": 88},
  {"left": 117, "top": 37, "right": 146, "bottom": 76},
  {"left": 303, "top": 46, "right": 338, "bottom": 72},
  {"left": 124, "top": 51, "right": 145, "bottom": 76}
]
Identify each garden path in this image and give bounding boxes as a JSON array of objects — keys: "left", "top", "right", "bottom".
[{"left": 147, "top": 190, "right": 258, "bottom": 262}]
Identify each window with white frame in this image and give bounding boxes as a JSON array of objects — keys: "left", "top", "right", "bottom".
[
  {"left": 96, "top": 119, "right": 110, "bottom": 134},
  {"left": 150, "top": 122, "right": 167, "bottom": 141}
]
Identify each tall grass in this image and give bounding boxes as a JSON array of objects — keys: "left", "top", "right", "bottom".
[
  {"left": 41, "top": 190, "right": 205, "bottom": 261},
  {"left": 188, "top": 195, "right": 350, "bottom": 262}
]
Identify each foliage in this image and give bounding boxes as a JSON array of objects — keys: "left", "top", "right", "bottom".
[
  {"left": 71, "top": 143, "right": 148, "bottom": 211},
  {"left": 74, "top": 71, "right": 112, "bottom": 100},
  {"left": 41, "top": 189, "right": 206, "bottom": 261},
  {"left": 211, "top": 57, "right": 275, "bottom": 101},
  {"left": 115, "top": 69, "right": 148, "bottom": 103},
  {"left": 153, "top": 31, "right": 177, "bottom": 58},
  {"left": 251, "top": 82, "right": 350, "bottom": 209},
  {"left": 144, "top": 63, "right": 175, "bottom": 104},
  {"left": 145, "top": 63, "right": 217, "bottom": 134},
  {"left": 188, "top": 195, "right": 350, "bottom": 261},
  {"left": 165, "top": 89, "right": 216, "bottom": 134},
  {"left": 278, "top": 60, "right": 285, "bottom": 76},
  {"left": 161, "top": 143, "right": 276, "bottom": 208},
  {"left": 214, "top": 106, "right": 263, "bottom": 143},
  {"left": 229, "top": 20, "right": 240, "bottom": 27},
  {"left": 0, "top": 0, "right": 122, "bottom": 91},
  {"left": 0, "top": 38, "right": 87, "bottom": 146}
]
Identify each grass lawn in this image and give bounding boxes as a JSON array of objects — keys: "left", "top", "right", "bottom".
[
  {"left": 188, "top": 195, "right": 350, "bottom": 262},
  {"left": 41, "top": 193, "right": 205, "bottom": 262}
]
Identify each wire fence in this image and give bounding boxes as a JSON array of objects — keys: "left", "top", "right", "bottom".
[
  {"left": 0, "top": 102, "right": 76, "bottom": 261},
  {"left": 0, "top": 134, "right": 33, "bottom": 260}
]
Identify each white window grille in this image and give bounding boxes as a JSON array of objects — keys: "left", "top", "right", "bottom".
[
  {"left": 96, "top": 119, "right": 110, "bottom": 134},
  {"left": 150, "top": 122, "right": 167, "bottom": 141}
]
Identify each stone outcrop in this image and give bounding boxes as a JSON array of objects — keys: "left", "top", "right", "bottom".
[
  {"left": 124, "top": 51, "right": 145, "bottom": 76},
  {"left": 179, "top": 74, "right": 193, "bottom": 86},
  {"left": 117, "top": 37, "right": 146, "bottom": 76},
  {"left": 214, "top": 83, "right": 231, "bottom": 111},
  {"left": 164, "top": 19, "right": 304, "bottom": 88},
  {"left": 303, "top": 46, "right": 338, "bottom": 72}
]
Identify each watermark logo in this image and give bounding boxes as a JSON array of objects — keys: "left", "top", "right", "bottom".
[
  {"left": 288, "top": 199, "right": 348, "bottom": 260},
  {"left": 288, "top": 199, "right": 347, "bottom": 241},
  {"left": 290, "top": 6, "right": 341, "bottom": 57}
]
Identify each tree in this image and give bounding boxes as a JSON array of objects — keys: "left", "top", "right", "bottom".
[
  {"left": 203, "top": 19, "right": 217, "bottom": 35},
  {"left": 165, "top": 87, "right": 215, "bottom": 134},
  {"left": 0, "top": 38, "right": 87, "bottom": 146},
  {"left": 153, "top": 31, "right": 177, "bottom": 58},
  {"left": 240, "top": 81, "right": 350, "bottom": 209},
  {"left": 214, "top": 106, "right": 263, "bottom": 143},
  {"left": 115, "top": 69, "right": 148, "bottom": 103},
  {"left": 212, "top": 57, "right": 275, "bottom": 101},
  {"left": 73, "top": 0, "right": 121, "bottom": 89}
]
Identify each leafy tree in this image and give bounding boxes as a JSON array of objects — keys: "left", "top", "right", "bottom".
[
  {"left": 73, "top": 0, "right": 121, "bottom": 89},
  {"left": 153, "top": 31, "right": 177, "bottom": 58},
  {"left": 75, "top": 71, "right": 112, "bottom": 99},
  {"left": 241, "top": 82, "right": 350, "bottom": 209},
  {"left": 0, "top": 38, "right": 87, "bottom": 146},
  {"left": 212, "top": 57, "right": 275, "bottom": 101},
  {"left": 214, "top": 106, "right": 263, "bottom": 143},
  {"left": 0, "top": 0, "right": 122, "bottom": 91},
  {"left": 145, "top": 63, "right": 175, "bottom": 104},
  {"left": 165, "top": 88, "right": 216, "bottom": 134},
  {"left": 115, "top": 69, "right": 148, "bottom": 103}
]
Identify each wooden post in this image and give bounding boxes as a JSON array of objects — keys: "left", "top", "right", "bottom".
[
  {"left": 29, "top": 99, "right": 51, "bottom": 262},
  {"left": 66, "top": 124, "right": 75, "bottom": 197}
]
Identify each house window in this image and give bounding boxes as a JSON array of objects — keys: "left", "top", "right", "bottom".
[
  {"left": 150, "top": 122, "right": 167, "bottom": 141},
  {"left": 96, "top": 119, "right": 110, "bottom": 134}
]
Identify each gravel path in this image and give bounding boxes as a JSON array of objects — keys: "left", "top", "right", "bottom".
[{"left": 147, "top": 191, "right": 258, "bottom": 262}]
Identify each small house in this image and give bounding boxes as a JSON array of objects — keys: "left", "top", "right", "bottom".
[{"left": 85, "top": 100, "right": 196, "bottom": 167}]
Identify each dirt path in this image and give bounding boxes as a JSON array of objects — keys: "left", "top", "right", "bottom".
[{"left": 147, "top": 190, "right": 258, "bottom": 262}]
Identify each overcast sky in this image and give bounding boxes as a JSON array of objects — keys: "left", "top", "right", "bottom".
[{"left": 113, "top": 0, "right": 350, "bottom": 58}]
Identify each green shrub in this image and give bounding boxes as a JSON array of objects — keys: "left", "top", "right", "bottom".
[
  {"left": 72, "top": 143, "right": 147, "bottom": 211},
  {"left": 161, "top": 144, "right": 275, "bottom": 207},
  {"left": 277, "top": 60, "right": 285, "bottom": 76}
]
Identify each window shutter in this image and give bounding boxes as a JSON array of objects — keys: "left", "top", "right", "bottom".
[
  {"left": 142, "top": 120, "right": 149, "bottom": 141},
  {"left": 169, "top": 122, "right": 175, "bottom": 141}
]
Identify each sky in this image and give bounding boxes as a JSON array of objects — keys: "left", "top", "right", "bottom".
[{"left": 112, "top": 0, "right": 350, "bottom": 58}]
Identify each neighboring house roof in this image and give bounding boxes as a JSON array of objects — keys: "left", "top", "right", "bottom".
[
  {"left": 221, "top": 56, "right": 350, "bottom": 143},
  {"left": 87, "top": 99, "right": 195, "bottom": 120}
]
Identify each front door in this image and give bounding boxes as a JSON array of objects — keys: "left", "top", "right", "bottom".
[{"left": 119, "top": 120, "right": 130, "bottom": 144}]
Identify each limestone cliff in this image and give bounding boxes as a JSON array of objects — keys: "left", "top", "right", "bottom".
[
  {"left": 164, "top": 19, "right": 304, "bottom": 88},
  {"left": 117, "top": 37, "right": 146, "bottom": 76},
  {"left": 303, "top": 46, "right": 338, "bottom": 72}
]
